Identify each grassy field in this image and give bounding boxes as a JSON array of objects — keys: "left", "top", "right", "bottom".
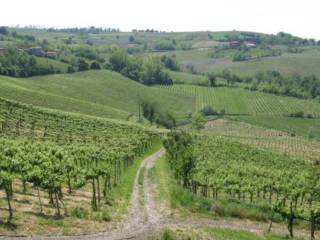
[
  {"left": 0, "top": 70, "right": 195, "bottom": 121},
  {"left": 169, "top": 71, "right": 208, "bottom": 85},
  {"left": 35, "top": 57, "right": 70, "bottom": 73}
]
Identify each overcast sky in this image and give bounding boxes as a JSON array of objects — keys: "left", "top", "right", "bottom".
[{"left": 1, "top": 0, "right": 319, "bottom": 39}]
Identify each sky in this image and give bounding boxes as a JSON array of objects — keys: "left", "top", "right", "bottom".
[{"left": 1, "top": 0, "right": 319, "bottom": 39}]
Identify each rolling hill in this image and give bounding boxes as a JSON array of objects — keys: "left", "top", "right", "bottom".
[
  {"left": 0, "top": 70, "right": 195, "bottom": 121},
  {"left": 164, "top": 47, "right": 320, "bottom": 77},
  {"left": 158, "top": 84, "right": 320, "bottom": 137}
]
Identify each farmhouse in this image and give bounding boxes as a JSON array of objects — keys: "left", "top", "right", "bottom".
[
  {"left": 46, "top": 51, "right": 59, "bottom": 58},
  {"left": 245, "top": 42, "right": 257, "bottom": 47},
  {"left": 24, "top": 46, "right": 45, "bottom": 56},
  {"left": 229, "top": 41, "right": 241, "bottom": 48}
]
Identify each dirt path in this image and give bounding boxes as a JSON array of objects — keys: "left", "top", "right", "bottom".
[
  {"left": 1, "top": 149, "right": 165, "bottom": 240},
  {"left": 1, "top": 148, "right": 310, "bottom": 239}
]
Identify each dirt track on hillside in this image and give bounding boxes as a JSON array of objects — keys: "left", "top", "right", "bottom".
[{"left": 1, "top": 148, "right": 309, "bottom": 240}]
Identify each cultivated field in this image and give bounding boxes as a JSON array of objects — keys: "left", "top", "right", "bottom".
[
  {"left": 0, "top": 70, "right": 195, "bottom": 121},
  {"left": 158, "top": 84, "right": 320, "bottom": 117}
]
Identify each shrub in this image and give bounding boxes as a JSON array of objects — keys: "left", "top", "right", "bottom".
[
  {"left": 70, "top": 207, "right": 89, "bottom": 219},
  {"left": 154, "top": 40, "right": 175, "bottom": 51},
  {"left": 233, "top": 51, "right": 250, "bottom": 61},
  {"left": 90, "top": 61, "right": 101, "bottom": 70},
  {"left": 160, "top": 55, "right": 179, "bottom": 71},
  {"left": 288, "top": 111, "right": 304, "bottom": 118},
  {"left": 200, "top": 105, "right": 217, "bottom": 116},
  {"left": 101, "top": 209, "right": 111, "bottom": 222},
  {"left": 161, "top": 230, "right": 175, "bottom": 240},
  {"left": 306, "top": 113, "right": 314, "bottom": 119}
]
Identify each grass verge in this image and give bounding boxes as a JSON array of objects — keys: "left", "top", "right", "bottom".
[
  {"left": 149, "top": 227, "right": 304, "bottom": 240},
  {"left": 150, "top": 156, "right": 278, "bottom": 221}
]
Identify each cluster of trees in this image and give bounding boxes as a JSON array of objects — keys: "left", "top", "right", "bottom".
[
  {"left": 0, "top": 48, "right": 102, "bottom": 77},
  {"left": 66, "top": 59, "right": 101, "bottom": 73},
  {"left": 154, "top": 40, "right": 176, "bottom": 51},
  {"left": 164, "top": 132, "right": 320, "bottom": 239},
  {"left": 47, "top": 26, "right": 120, "bottom": 34},
  {"left": 153, "top": 39, "right": 191, "bottom": 51},
  {"left": 139, "top": 99, "right": 176, "bottom": 129},
  {"left": 206, "top": 69, "right": 242, "bottom": 86},
  {"left": 287, "top": 111, "right": 314, "bottom": 119},
  {"left": 160, "top": 55, "right": 180, "bottom": 71},
  {"left": 132, "top": 29, "right": 162, "bottom": 33},
  {"left": 0, "top": 48, "right": 61, "bottom": 77},
  {"left": 220, "top": 31, "right": 318, "bottom": 46},
  {"left": 108, "top": 48, "right": 173, "bottom": 85},
  {"left": 71, "top": 46, "right": 104, "bottom": 61},
  {"left": 209, "top": 69, "right": 320, "bottom": 101},
  {"left": 243, "top": 71, "right": 320, "bottom": 100},
  {"left": 209, "top": 44, "right": 282, "bottom": 62},
  {"left": 200, "top": 105, "right": 225, "bottom": 116}
]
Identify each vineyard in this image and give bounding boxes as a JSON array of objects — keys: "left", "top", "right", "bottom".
[
  {"left": 164, "top": 131, "right": 320, "bottom": 239},
  {"left": 200, "top": 119, "right": 320, "bottom": 162},
  {"left": 158, "top": 85, "right": 320, "bottom": 117},
  {"left": 1, "top": 25, "right": 320, "bottom": 239},
  {"left": 0, "top": 70, "right": 195, "bottom": 121},
  {"left": 0, "top": 97, "right": 159, "bottom": 234}
]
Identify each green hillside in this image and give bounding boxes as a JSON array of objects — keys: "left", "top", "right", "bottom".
[
  {"left": 0, "top": 70, "right": 195, "bottom": 121},
  {"left": 159, "top": 84, "right": 320, "bottom": 137},
  {"left": 169, "top": 71, "right": 208, "bottom": 85},
  {"left": 172, "top": 48, "right": 320, "bottom": 77},
  {"left": 35, "top": 57, "right": 70, "bottom": 73},
  {"left": 159, "top": 84, "right": 320, "bottom": 116}
]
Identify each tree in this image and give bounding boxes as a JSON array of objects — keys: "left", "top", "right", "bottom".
[
  {"left": 129, "top": 35, "right": 135, "bottom": 42},
  {"left": 207, "top": 72, "right": 217, "bottom": 87},
  {"left": 77, "top": 59, "right": 89, "bottom": 71},
  {"left": 67, "top": 66, "right": 75, "bottom": 73},
  {"left": 192, "top": 114, "right": 205, "bottom": 131},
  {"left": 154, "top": 40, "right": 175, "bottom": 51},
  {"left": 121, "top": 56, "right": 142, "bottom": 81},
  {"left": 109, "top": 49, "right": 128, "bottom": 72},
  {"left": 90, "top": 61, "right": 101, "bottom": 70},
  {"left": 160, "top": 55, "right": 180, "bottom": 71},
  {"left": 140, "top": 56, "right": 173, "bottom": 85},
  {"left": 141, "top": 99, "right": 156, "bottom": 123},
  {"left": 0, "top": 26, "right": 8, "bottom": 35},
  {"left": 200, "top": 105, "right": 217, "bottom": 116}
]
